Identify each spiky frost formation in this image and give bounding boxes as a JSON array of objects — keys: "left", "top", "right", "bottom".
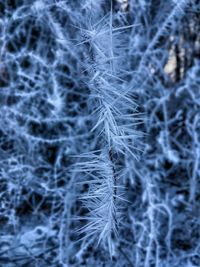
[
  {"left": 74, "top": 3, "right": 143, "bottom": 255},
  {"left": 76, "top": 150, "right": 119, "bottom": 256},
  {"left": 81, "top": 12, "right": 143, "bottom": 155}
]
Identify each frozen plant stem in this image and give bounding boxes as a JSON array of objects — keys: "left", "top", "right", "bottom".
[
  {"left": 76, "top": 150, "right": 119, "bottom": 256},
  {"left": 77, "top": 5, "right": 124, "bottom": 255},
  {"left": 77, "top": 0, "right": 143, "bottom": 256},
  {"left": 109, "top": 149, "right": 117, "bottom": 203}
]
